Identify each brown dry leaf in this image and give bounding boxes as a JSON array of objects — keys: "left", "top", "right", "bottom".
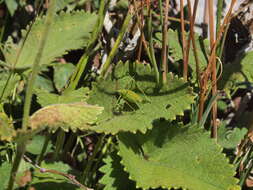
[{"left": 16, "top": 170, "right": 32, "bottom": 187}]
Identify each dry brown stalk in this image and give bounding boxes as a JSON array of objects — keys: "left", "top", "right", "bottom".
[
  {"left": 198, "top": 0, "right": 236, "bottom": 123},
  {"left": 180, "top": 0, "right": 187, "bottom": 81}
]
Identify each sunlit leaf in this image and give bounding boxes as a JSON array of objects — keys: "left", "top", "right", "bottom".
[
  {"left": 0, "top": 162, "right": 11, "bottom": 190},
  {"left": 0, "top": 111, "right": 16, "bottom": 141},
  {"left": 3, "top": 11, "right": 97, "bottom": 69},
  {"left": 118, "top": 121, "right": 240, "bottom": 190},
  {"left": 88, "top": 62, "right": 195, "bottom": 134},
  {"left": 29, "top": 102, "right": 103, "bottom": 132},
  {"left": 36, "top": 87, "right": 89, "bottom": 107}
]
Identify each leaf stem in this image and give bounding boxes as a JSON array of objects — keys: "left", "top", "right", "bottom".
[
  {"left": 82, "top": 135, "right": 105, "bottom": 185},
  {"left": 66, "top": 0, "right": 107, "bottom": 92},
  {"left": 147, "top": 3, "right": 159, "bottom": 84},
  {"left": 7, "top": 1, "right": 56, "bottom": 189},
  {"left": 37, "top": 132, "right": 51, "bottom": 165}
]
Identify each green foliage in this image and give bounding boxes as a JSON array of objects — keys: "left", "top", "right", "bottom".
[
  {"left": 0, "top": 110, "right": 16, "bottom": 141},
  {"left": 218, "top": 123, "right": 248, "bottom": 149},
  {"left": 29, "top": 102, "right": 103, "bottom": 132},
  {"left": 36, "top": 87, "right": 89, "bottom": 107},
  {"left": 0, "top": 73, "right": 20, "bottom": 101},
  {"left": 99, "top": 152, "right": 136, "bottom": 190},
  {"left": 26, "top": 135, "right": 52, "bottom": 155},
  {"left": 88, "top": 62, "right": 195, "bottom": 134},
  {"left": 3, "top": 11, "right": 97, "bottom": 70},
  {"left": 5, "top": 0, "right": 18, "bottom": 16},
  {"left": 0, "top": 162, "right": 11, "bottom": 190},
  {"left": 31, "top": 161, "right": 83, "bottom": 190},
  {"left": 34, "top": 75, "right": 55, "bottom": 92},
  {"left": 32, "top": 161, "right": 72, "bottom": 184},
  {"left": 53, "top": 63, "right": 76, "bottom": 92},
  {"left": 118, "top": 121, "right": 240, "bottom": 190}
]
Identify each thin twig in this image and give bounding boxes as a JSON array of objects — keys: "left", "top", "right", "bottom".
[
  {"left": 208, "top": 0, "right": 218, "bottom": 139},
  {"left": 198, "top": 0, "right": 236, "bottom": 123},
  {"left": 186, "top": 0, "right": 200, "bottom": 85},
  {"left": 180, "top": 0, "right": 187, "bottom": 80},
  {"left": 23, "top": 155, "right": 93, "bottom": 190}
]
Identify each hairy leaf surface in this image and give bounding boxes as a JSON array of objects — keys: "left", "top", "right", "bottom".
[
  {"left": 0, "top": 162, "right": 11, "bottom": 190},
  {"left": 29, "top": 102, "right": 103, "bottom": 132},
  {"left": 36, "top": 87, "right": 89, "bottom": 107},
  {"left": 3, "top": 11, "right": 97, "bottom": 69},
  {"left": 88, "top": 62, "right": 195, "bottom": 134},
  {"left": 118, "top": 121, "right": 240, "bottom": 190}
]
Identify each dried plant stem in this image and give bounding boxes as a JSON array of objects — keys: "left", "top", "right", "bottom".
[
  {"left": 152, "top": 12, "right": 190, "bottom": 25},
  {"left": 133, "top": 1, "right": 154, "bottom": 68},
  {"left": 186, "top": 0, "right": 200, "bottom": 84},
  {"left": 180, "top": 0, "right": 187, "bottom": 81},
  {"left": 198, "top": 0, "right": 236, "bottom": 123},
  {"left": 202, "top": 0, "right": 209, "bottom": 38},
  {"left": 207, "top": 0, "right": 218, "bottom": 139},
  {"left": 162, "top": 0, "right": 169, "bottom": 84}
]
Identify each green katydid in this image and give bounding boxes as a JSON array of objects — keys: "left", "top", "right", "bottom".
[{"left": 113, "top": 77, "right": 151, "bottom": 113}]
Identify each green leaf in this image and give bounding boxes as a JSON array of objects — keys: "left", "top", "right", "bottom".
[
  {"left": 5, "top": 0, "right": 18, "bottom": 16},
  {"left": 99, "top": 152, "right": 137, "bottom": 190},
  {"left": 31, "top": 161, "right": 83, "bottom": 190},
  {"left": 36, "top": 87, "right": 89, "bottom": 107},
  {"left": 0, "top": 162, "right": 11, "bottom": 190},
  {"left": 219, "top": 51, "right": 253, "bottom": 90},
  {"left": 31, "top": 182, "right": 82, "bottom": 190},
  {"left": 115, "top": 0, "right": 129, "bottom": 10},
  {"left": 0, "top": 73, "right": 20, "bottom": 100},
  {"left": 3, "top": 11, "right": 97, "bottom": 69},
  {"left": 118, "top": 121, "right": 240, "bottom": 190},
  {"left": 32, "top": 161, "right": 72, "bottom": 183},
  {"left": 26, "top": 135, "right": 52, "bottom": 155},
  {"left": 35, "top": 75, "right": 55, "bottom": 92},
  {"left": 55, "top": 0, "right": 77, "bottom": 11},
  {"left": 53, "top": 63, "right": 76, "bottom": 92},
  {"left": 0, "top": 111, "right": 16, "bottom": 141},
  {"left": 218, "top": 123, "right": 248, "bottom": 149},
  {"left": 29, "top": 102, "right": 103, "bottom": 132},
  {"left": 88, "top": 62, "right": 195, "bottom": 134}
]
